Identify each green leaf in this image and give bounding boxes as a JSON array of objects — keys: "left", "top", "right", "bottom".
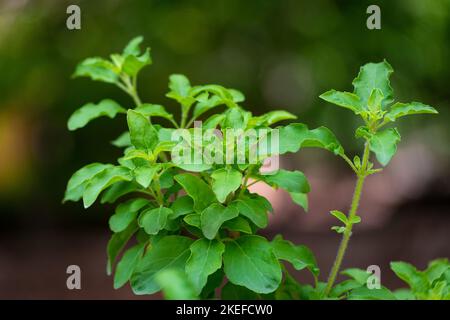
[
  {"left": 185, "top": 239, "right": 225, "bottom": 294},
  {"left": 101, "top": 181, "right": 140, "bottom": 204},
  {"left": 111, "top": 131, "right": 131, "bottom": 148},
  {"left": 64, "top": 163, "right": 110, "bottom": 202},
  {"left": 68, "top": 99, "right": 125, "bottom": 131},
  {"left": 223, "top": 235, "right": 282, "bottom": 294},
  {"left": 352, "top": 60, "right": 394, "bottom": 108},
  {"left": 223, "top": 107, "right": 250, "bottom": 129},
  {"left": 134, "top": 104, "right": 174, "bottom": 121},
  {"left": 127, "top": 109, "right": 158, "bottom": 151},
  {"left": 221, "top": 282, "right": 259, "bottom": 300},
  {"left": 384, "top": 102, "right": 438, "bottom": 122},
  {"left": 330, "top": 210, "right": 348, "bottom": 224},
  {"left": 170, "top": 195, "right": 194, "bottom": 219},
  {"left": 331, "top": 226, "right": 346, "bottom": 234},
  {"left": 134, "top": 164, "right": 159, "bottom": 188},
  {"left": 367, "top": 88, "right": 384, "bottom": 112},
  {"left": 330, "top": 280, "right": 362, "bottom": 298},
  {"left": 319, "top": 90, "right": 363, "bottom": 114},
  {"left": 193, "top": 94, "right": 222, "bottom": 118},
  {"left": 201, "top": 203, "right": 239, "bottom": 239},
  {"left": 232, "top": 196, "right": 269, "bottom": 228},
  {"left": 83, "top": 166, "right": 133, "bottom": 208},
  {"left": 122, "top": 48, "right": 152, "bottom": 77},
  {"left": 271, "top": 235, "right": 319, "bottom": 277},
  {"left": 155, "top": 269, "right": 198, "bottom": 300},
  {"left": 276, "top": 123, "right": 344, "bottom": 156},
  {"left": 249, "top": 110, "right": 297, "bottom": 127},
  {"left": 73, "top": 57, "right": 119, "bottom": 83},
  {"left": 425, "top": 259, "right": 450, "bottom": 284},
  {"left": 261, "top": 169, "right": 310, "bottom": 194},
  {"left": 390, "top": 261, "right": 429, "bottom": 292},
  {"left": 204, "top": 114, "right": 225, "bottom": 129},
  {"left": 289, "top": 192, "right": 308, "bottom": 211},
  {"left": 114, "top": 243, "right": 145, "bottom": 289},
  {"left": 211, "top": 168, "right": 243, "bottom": 203},
  {"left": 174, "top": 174, "right": 216, "bottom": 212},
  {"left": 131, "top": 235, "right": 194, "bottom": 294},
  {"left": 348, "top": 286, "right": 397, "bottom": 300},
  {"left": 123, "top": 36, "right": 144, "bottom": 56},
  {"left": 109, "top": 198, "right": 150, "bottom": 232},
  {"left": 167, "top": 74, "right": 195, "bottom": 108},
  {"left": 183, "top": 213, "right": 201, "bottom": 228},
  {"left": 139, "top": 206, "right": 173, "bottom": 235},
  {"left": 107, "top": 222, "right": 138, "bottom": 275},
  {"left": 222, "top": 216, "right": 253, "bottom": 234},
  {"left": 368, "top": 128, "right": 401, "bottom": 166},
  {"left": 341, "top": 268, "right": 371, "bottom": 285}
]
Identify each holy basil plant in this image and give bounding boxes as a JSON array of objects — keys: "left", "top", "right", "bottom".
[{"left": 64, "top": 37, "right": 443, "bottom": 300}]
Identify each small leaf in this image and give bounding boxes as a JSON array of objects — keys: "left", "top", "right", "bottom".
[
  {"left": 368, "top": 128, "right": 401, "bottom": 166},
  {"left": 167, "top": 74, "right": 195, "bottom": 108},
  {"left": 193, "top": 94, "right": 222, "bottom": 118},
  {"left": 232, "top": 196, "right": 269, "bottom": 228},
  {"left": 319, "top": 90, "right": 363, "bottom": 114},
  {"left": 101, "top": 181, "right": 140, "bottom": 204},
  {"left": 174, "top": 174, "right": 216, "bottom": 212},
  {"left": 68, "top": 99, "right": 125, "bottom": 131},
  {"left": 73, "top": 57, "right": 119, "bottom": 83},
  {"left": 183, "top": 213, "right": 201, "bottom": 228},
  {"left": 185, "top": 239, "right": 225, "bottom": 294},
  {"left": 114, "top": 243, "right": 145, "bottom": 289},
  {"left": 367, "top": 88, "right": 384, "bottom": 112},
  {"left": 330, "top": 210, "right": 348, "bottom": 224},
  {"left": 211, "top": 168, "right": 243, "bottom": 203},
  {"left": 331, "top": 226, "right": 346, "bottom": 234},
  {"left": 64, "top": 163, "right": 111, "bottom": 202},
  {"left": 289, "top": 192, "right": 308, "bottom": 211},
  {"left": 109, "top": 198, "right": 150, "bottom": 232},
  {"left": 139, "top": 206, "right": 173, "bottom": 235},
  {"left": 134, "top": 165, "right": 159, "bottom": 188},
  {"left": 261, "top": 169, "right": 310, "bottom": 194},
  {"left": 107, "top": 222, "right": 138, "bottom": 275},
  {"left": 82, "top": 166, "right": 133, "bottom": 208},
  {"left": 111, "top": 132, "right": 131, "bottom": 148},
  {"left": 222, "top": 216, "right": 253, "bottom": 234},
  {"left": 201, "top": 203, "right": 239, "bottom": 240},
  {"left": 123, "top": 36, "right": 144, "bottom": 56},
  {"left": 341, "top": 268, "right": 371, "bottom": 285},
  {"left": 352, "top": 60, "right": 394, "bottom": 108},
  {"left": 349, "top": 216, "right": 361, "bottom": 224},
  {"left": 249, "top": 110, "right": 297, "bottom": 127},
  {"left": 131, "top": 235, "right": 194, "bottom": 295},
  {"left": 122, "top": 48, "right": 152, "bottom": 77},
  {"left": 134, "top": 104, "right": 174, "bottom": 121},
  {"left": 384, "top": 101, "right": 438, "bottom": 122},
  {"left": 223, "top": 235, "right": 282, "bottom": 294},
  {"left": 127, "top": 109, "right": 159, "bottom": 151}
]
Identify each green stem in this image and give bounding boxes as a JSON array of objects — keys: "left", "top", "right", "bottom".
[{"left": 324, "top": 141, "right": 371, "bottom": 296}]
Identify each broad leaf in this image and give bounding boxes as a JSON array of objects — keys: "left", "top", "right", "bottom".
[
  {"left": 170, "top": 195, "right": 194, "bottom": 219},
  {"left": 232, "top": 196, "right": 269, "bottom": 228},
  {"left": 73, "top": 57, "right": 119, "bottom": 83},
  {"left": 211, "top": 168, "right": 243, "bottom": 203},
  {"left": 319, "top": 90, "right": 362, "bottom": 114},
  {"left": 155, "top": 269, "right": 198, "bottom": 300},
  {"left": 368, "top": 128, "right": 401, "bottom": 166},
  {"left": 185, "top": 239, "right": 225, "bottom": 294},
  {"left": 222, "top": 216, "right": 252, "bottom": 234},
  {"left": 289, "top": 192, "right": 308, "bottom": 211},
  {"left": 384, "top": 102, "right": 438, "bottom": 122},
  {"left": 134, "top": 104, "right": 174, "bottom": 121},
  {"left": 139, "top": 206, "right": 173, "bottom": 235},
  {"left": 68, "top": 99, "right": 125, "bottom": 131},
  {"left": 272, "top": 235, "right": 319, "bottom": 277},
  {"left": 352, "top": 60, "right": 394, "bottom": 108},
  {"left": 109, "top": 198, "right": 150, "bottom": 233},
  {"left": 221, "top": 282, "right": 259, "bottom": 300},
  {"left": 101, "top": 181, "right": 140, "bottom": 204},
  {"left": 114, "top": 243, "right": 145, "bottom": 289},
  {"left": 347, "top": 286, "right": 397, "bottom": 300},
  {"left": 174, "top": 174, "right": 216, "bottom": 212},
  {"left": 261, "top": 169, "right": 310, "bottom": 194},
  {"left": 223, "top": 235, "right": 282, "bottom": 294},
  {"left": 201, "top": 203, "right": 239, "bottom": 240},
  {"left": 83, "top": 166, "right": 133, "bottom": 208},
  {"left": 127, "top": 110, "right": 158, "bottom": 151},
  {"left": 134, "top": 164, "right": 159, "bottom": 188},
  {"left": 131, "top": 235, "right": 194, "bottom": 294}
]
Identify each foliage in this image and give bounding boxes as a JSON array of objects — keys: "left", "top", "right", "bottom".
[{"left": 65, "top": 37, "right": 442, "bottom": 300}]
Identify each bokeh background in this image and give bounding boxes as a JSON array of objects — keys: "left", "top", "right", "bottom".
[{"left": 0, "top": 0, "right": 449, "bottom": 299}]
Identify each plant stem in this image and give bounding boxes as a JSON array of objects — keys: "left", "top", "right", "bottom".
[{"left": 324, "top": 141, "right": 371, "bottom": 296}]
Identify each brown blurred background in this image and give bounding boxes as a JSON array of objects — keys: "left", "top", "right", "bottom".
[{"left": 0, "top": 0, "right": 449, "bottom": 299}]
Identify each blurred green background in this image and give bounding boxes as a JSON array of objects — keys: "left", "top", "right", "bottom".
[{"left": 0, "top": 0, "right": 448, "bottom": 298}]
